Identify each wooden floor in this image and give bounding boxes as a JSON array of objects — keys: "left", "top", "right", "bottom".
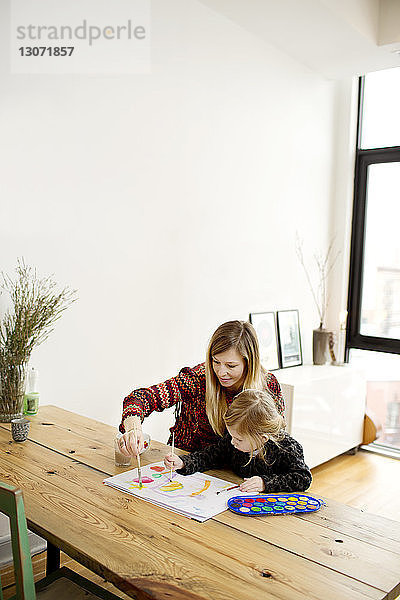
[
  {"left": 309, "top": 448, "right": 400, "bottom": 522},
  {"left": 1, "top": 448, "right": 399, "bottom": 599}
]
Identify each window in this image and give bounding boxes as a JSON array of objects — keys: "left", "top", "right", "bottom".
[
  {"left": 347, "top": 70, "right": 400, "bottom": 355},
  {"left": 348, "top": 69, "right": 400, "bottom": 456}
]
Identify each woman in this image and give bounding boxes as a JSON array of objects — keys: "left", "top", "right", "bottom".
[{"left": 118, "top": 320, "right": 285, "bottom": 456}]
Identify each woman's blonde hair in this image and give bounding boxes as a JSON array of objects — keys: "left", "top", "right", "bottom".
[
  {"left": 205, "top": 320, "right": 265, "bottom": 436},
  {"left": 224, "top": 389, "right": 285, "bottom": 463}
]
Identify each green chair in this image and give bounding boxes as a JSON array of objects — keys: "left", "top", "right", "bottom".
[{"left": 0, "top": 481, "right": 120, "bottom": 600}]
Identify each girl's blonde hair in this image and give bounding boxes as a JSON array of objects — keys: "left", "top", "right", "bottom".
[
  {"left": 205, "top": 320, "right": 265, "bottom": 436},
  {"left": 224, "top": 389, "right": 285, "bottom": 462}
]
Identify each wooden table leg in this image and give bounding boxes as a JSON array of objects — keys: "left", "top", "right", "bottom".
[{"left": 46, "top": 541, "right": 60, "bottom": 576}]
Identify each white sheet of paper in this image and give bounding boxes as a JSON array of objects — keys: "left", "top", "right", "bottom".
[{"left": 103, "top": 461, "right": 243, "bottom": 521}]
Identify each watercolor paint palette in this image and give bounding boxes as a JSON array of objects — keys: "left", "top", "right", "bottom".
[{"left": 227, "top": 493, "right": 323, "bottom": 516}]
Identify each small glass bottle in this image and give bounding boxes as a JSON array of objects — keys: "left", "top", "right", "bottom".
[
  {"left": 23, "top": 367, "right": 39, "bottom": 415},
  {"left": 335, "top": 310, "right": 348, "bottom": 366}
]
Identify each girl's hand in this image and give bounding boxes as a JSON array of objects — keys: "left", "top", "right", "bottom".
[
  {"left": 164, "top": 453, "right": 184, "bottom": 471},
  {"left": 239, "top": 476, "right": 265, "bottom": 493},
  {"left": 119, "top": 421, "right": 144, "bottom": 456}
]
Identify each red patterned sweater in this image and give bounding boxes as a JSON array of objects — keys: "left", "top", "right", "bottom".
[{"left": 120, "top": 363, "right": 285, "bottom": 452}]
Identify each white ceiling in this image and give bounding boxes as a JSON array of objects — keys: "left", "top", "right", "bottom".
[{"left": 198, "top": 0, "right": 400, "bottom": 79}]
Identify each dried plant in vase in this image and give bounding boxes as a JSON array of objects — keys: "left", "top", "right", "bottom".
[
  {"left": 0, "top": 260, "right": 77, "bottom": 421},
  {"left": 295, "top": 234, "right": 340, "bottom": 364}
]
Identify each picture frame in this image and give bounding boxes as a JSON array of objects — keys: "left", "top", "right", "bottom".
[
  {"left": 277, "top": 310, "right": 302, "bottom": 368},
  {"left": 249, "top": 312, "right": 280, "bottom": 371}
]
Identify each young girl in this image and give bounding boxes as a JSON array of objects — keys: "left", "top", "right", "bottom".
[
  {"left": 118, "top": 320, "right": 285, "bottom": 456},
  {"left": 164, "top": 389, "right": 312, "bottom": 493}
]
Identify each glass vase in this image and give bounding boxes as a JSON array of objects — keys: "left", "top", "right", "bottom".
[{"left": 0, "top": 363, "right": 27, "bottom": 422}]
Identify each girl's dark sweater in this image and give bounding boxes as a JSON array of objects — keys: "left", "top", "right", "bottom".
[{"left": 177, "top": 431, "right": 312, "bottom": 493}]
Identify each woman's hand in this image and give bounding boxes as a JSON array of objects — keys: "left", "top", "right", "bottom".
[
  {"left": 239, "top": 476, "right": 265, "bottom": 493},
  {"left": 119, "top": 417, "right": 144, "bottom": 456},
  {"left": 164, "top": 453, "right": 184, "bottom": 471}
]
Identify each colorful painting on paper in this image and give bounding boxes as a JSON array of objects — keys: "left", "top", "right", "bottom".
[{"left": 103, "top": 461, "right": 241, "bottom": 521}]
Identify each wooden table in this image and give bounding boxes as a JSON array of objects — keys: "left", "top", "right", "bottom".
[{"left": 0, "top": 405, "right": 400, "bottom": 600}]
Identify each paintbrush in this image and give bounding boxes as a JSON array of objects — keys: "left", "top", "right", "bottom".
[
  {"left": 170, "top": 431, "right": 175, "bottom": 481},
  {"left": 137, "top": 452, "right": 142, "bottom": 489},
  {"left": 133, "top": 429, "right": 143, "bottom": 488},
  {"left": 169, "top": 401, "right": 182, "bottom": 481},
  {"left": 216, "top": 484, "right": 240, "bottom": 495}
]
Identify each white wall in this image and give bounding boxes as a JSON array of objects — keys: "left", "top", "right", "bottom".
[{"left": 0, "top": 0, "right": 354, "bottom": 441}]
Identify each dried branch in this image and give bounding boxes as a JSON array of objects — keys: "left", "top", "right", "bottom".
[
  {"left": 295, "top": 233, "right": 340, "bottom": 328},
  {"left": 0, "top": 259, "right": 77, "bottom": 369}
]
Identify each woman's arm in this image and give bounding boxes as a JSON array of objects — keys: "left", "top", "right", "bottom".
[
  {"left": 119, "top": 365, "right": 204, "bottom": 455},
  {"left": 120, "top": 365, "right": 204, "bottom": 430}
]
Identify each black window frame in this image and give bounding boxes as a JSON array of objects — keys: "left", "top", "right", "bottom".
[{"left": 346, "top": 77, "right": 400, "bottom": 357}]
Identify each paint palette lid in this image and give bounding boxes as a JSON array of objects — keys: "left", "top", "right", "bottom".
[{"left": 227, "top": 493, "right": 324, "bottom": 516}]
